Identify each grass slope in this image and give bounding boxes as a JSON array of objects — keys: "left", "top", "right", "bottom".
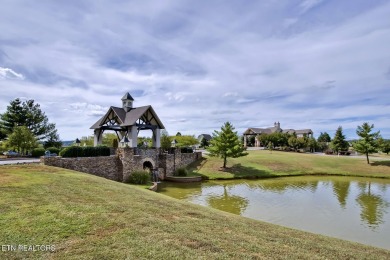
[
  {"left": 190, "top": 150, "right": 390, "bottom": 179},
  {"left": 1, "top": 164, "right": 390, "bottom": 259}
]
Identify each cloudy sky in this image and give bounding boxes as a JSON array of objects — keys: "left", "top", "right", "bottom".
[{"left": 1, "top": 0, "right": 389, "bottom": 141}]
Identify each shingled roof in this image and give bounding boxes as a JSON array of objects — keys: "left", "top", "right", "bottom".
[
  {"left": 243, "top": 127, "right": 280, "bottom": 135},
  {"left": 121, "top": 93, "right": 134, "bottom": 101},
  {"left": 90, "top": 105, "right": 164, "bottom": 129}
]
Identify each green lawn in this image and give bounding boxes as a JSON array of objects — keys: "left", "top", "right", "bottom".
[
  {"left": 189, "top": 150, "right": 390, "bottom": 179},
  {"left": 1, "top": 164, "right": 389, "bottom": 259}
]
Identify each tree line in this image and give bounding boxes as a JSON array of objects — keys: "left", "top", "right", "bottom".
[
  {"left": 0, "top": 98, "right": 62, "bottom": 155},
  {"left": 206, "top": 121, "right": 389, "bottom": 167},
  {"left": 245, "top": 124, "right": 389, "bottom": 164}
]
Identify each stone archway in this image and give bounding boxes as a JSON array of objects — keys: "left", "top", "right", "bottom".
[{"left": 143, "top": 161, "right": 153, "bottom": 172}]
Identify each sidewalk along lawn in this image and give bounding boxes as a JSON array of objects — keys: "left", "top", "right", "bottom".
[
  {"left": 1, "top": 164, "right": 389, "bottom": 259},
  {"left": 187, "top": 150, "right": 390, "bottom": 180}
]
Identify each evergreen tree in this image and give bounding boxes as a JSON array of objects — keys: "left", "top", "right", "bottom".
[
  {"left": 317, "top": 132, "right": 331, "bottom": 143},
  {"left": 330, "top": 126, "right": 349, "bottom": 154},
  {"left": 353, "top": 122, "right": 381, "bottom": 164},
  {"left": 207, "top": 122, "right": 248, "bottom": 168},
  {"left": 44, "top": 131, "right": 62, "bottom": 148},
  {"left": 0, "top": 98, "right": 59, "bottom": 141},
  {"left": 200, "top": 137, "right": 209, "bottom": 148},
  {"left": 0, "top": 98, "right": 25, "bottom": 139}
]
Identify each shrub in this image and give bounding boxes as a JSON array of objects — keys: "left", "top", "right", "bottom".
[
  {"left": 32, "top": 148, "right": 46, "bottom": 157},
  {"left": 46, "top": 147, "right": 60, "bottom": 154},
  {"left": 112, "top": 138, "right": 118, "bottom": 148},
  {"left": 59, "top": 146, "right": 110, "bottom": 157},
  {"left": 173, "top": 167, "right": 188, "bottom": 177},
  {"left": 126, "top": 170, "right": 150, "bottom": 184}
]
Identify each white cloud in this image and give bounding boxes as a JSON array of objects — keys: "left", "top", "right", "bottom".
[
  {"left": 299, "top": 0, "right": 324, "bottom": 14},
  {"left": 0, "top": 67, "right": 25, "bottom": 80},
  {"left": 0, "top": 1, "right": 389, "bottom": 140}
]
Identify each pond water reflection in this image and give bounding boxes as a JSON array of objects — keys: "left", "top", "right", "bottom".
[{"left": 157, "top": 176, "right": 390, "bottom": 249}]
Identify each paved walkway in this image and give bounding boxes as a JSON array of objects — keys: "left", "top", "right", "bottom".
[{"left": 0, "top": 158, "right": 40, "bottom": 165}]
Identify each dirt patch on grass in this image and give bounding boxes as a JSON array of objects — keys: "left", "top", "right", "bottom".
[
  {"left": 0, "top": 173, "right": 22, "bottom": 185},
  {"left": 0, "top": 164, "right": 63, "bottom": 174},
  {"left": 262, "top": 162, "right": 292, "bottom": 171}
]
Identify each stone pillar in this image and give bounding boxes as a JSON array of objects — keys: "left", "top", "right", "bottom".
[
  {"left": 244, "top": 135, "right": 247, "bottom": 147},
  {"left": 94, "top": 129, "right": 102, "bottom": 147},
  {"left": 130, "top": 125, "right": 138, "bottom": 148},
  {"left": 153, "top": 128, "right": 161, "bottom": 148},
  {"left": 117, "top": 147, "right": 134, "bottom": 182}
]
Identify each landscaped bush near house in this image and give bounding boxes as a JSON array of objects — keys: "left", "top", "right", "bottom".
[
  {"left": 32, "top": 148, "right": 46, "bottom": 157},
  {"left": 173, "top": 167, "right": 188, "bottom": 177},
  {"left": 59, "top": 146, "right": 83, "bottom": 157},
  {"left": 125, "top": 170, "right": 150, "bottom": 184},
  {"left": 46, "top": 147, "right": 60, "bottom": 155},
  {"left": 59, "top": 146, "right": 110, "bottom": 157}
]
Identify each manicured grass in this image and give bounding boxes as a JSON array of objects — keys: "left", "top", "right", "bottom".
[
  {"left": 189, "top": 150, "right": 390, "bottom": 179},
  {"left": 1, "top": 164, "right": 389, "bottom": 259}
]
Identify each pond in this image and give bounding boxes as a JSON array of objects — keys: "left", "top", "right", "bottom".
[{"left": 157, "top": 176, "right": 390, "bottom": 250}]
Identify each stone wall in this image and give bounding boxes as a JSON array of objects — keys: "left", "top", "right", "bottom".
[
  {"left": 41, "top": 156, "right": 122, "bottom": 181},
  {"left": 160, "top": 151, "right": 202, "bottom": 178},
  {"left": 41, "top": 148, "right": 202, "bottom": 182}
]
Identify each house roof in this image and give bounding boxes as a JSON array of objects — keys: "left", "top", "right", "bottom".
[
  {"left": 244, "top": 127, "right": 312, "bottom": 135},
  {"left": 243, "top": 127, "right": 281, "bottom": 135},
  {"left": 90, "top": 105, "right": 165, "bottom": 129},
  {"left": 198, "top": 134, "right": 212, "bottom": 141}
]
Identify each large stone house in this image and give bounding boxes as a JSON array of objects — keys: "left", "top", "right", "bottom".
[{"left": 243, "top": 122, "right": 313, "bottom": 147}]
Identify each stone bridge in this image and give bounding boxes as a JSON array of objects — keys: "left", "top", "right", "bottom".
[{"left": 41, "top": 148, "right": 202, "bottom": 182}]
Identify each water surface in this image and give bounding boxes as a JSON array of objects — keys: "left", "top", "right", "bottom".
[{"left": 157, "top": 176, "right": 390, "bottom": 250}]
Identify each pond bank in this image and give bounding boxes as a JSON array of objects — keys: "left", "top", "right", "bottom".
[
  {"left": 1, "top": 164, "right": 389, "bottom": 259},
  {"left": 187, "top": 150, "right": 390, "bottom": 180}
]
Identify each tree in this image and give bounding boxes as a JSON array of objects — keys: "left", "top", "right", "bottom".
[
  {"left": 259, "top": 132, "right": 288, "bottom": 148},
  {"left": 102, "top": 133, "right": 118, "bottom": 147},
  {"left": 200, "top": 137, "right": 209, "bottom": 148},
  {"left": 137, "top": 136, "right": 152, "bottom": 148},
  {"left": 80, "top": 136, "right": 94, "bottom": 146},
  {"left": 0, "top": 129, "right": 6, "bottom": 141},
  {"left": 267, "top": 141, "right": 273, "bottom": 153},
  {"left": 330, "top": 126, "right": 349, "bottom": 155},
  {"left": 308, "top": 137, "right": 318, "bottom": 153},
  {"left": 0, "top": 98, "right": 59, "bottom": 141},
  {"left": 174, "top": 135, "right": 199, "bottom": 147},
  {"left": 6, "top": 126, "right": 37, "bottom": 154},
  {"left": 44, "top": 131, "right": 62, "bottom": 148},
  {"left": 380, "top": 139, "right": 390, "bottom": 155},
  {"left": 160, "top": 130, "right": 171, "bottom": 150},
  {"left": 207, "top": 122, "right": 248, "bottom": 168},
  {"left": 317, "top": 132, "right": 331, "bottom": 143},
  {"left": 0, "top": 99, "right": 24, "bottom": 140},
  {"left": 176, "top": 132, "right": 182, "bottom": 136},
  {"left": 248, "top": 135, "right": 256, "bottom": 146},
  {"left": 353, "top": 123, "right": 381, "bottom": 164}
]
